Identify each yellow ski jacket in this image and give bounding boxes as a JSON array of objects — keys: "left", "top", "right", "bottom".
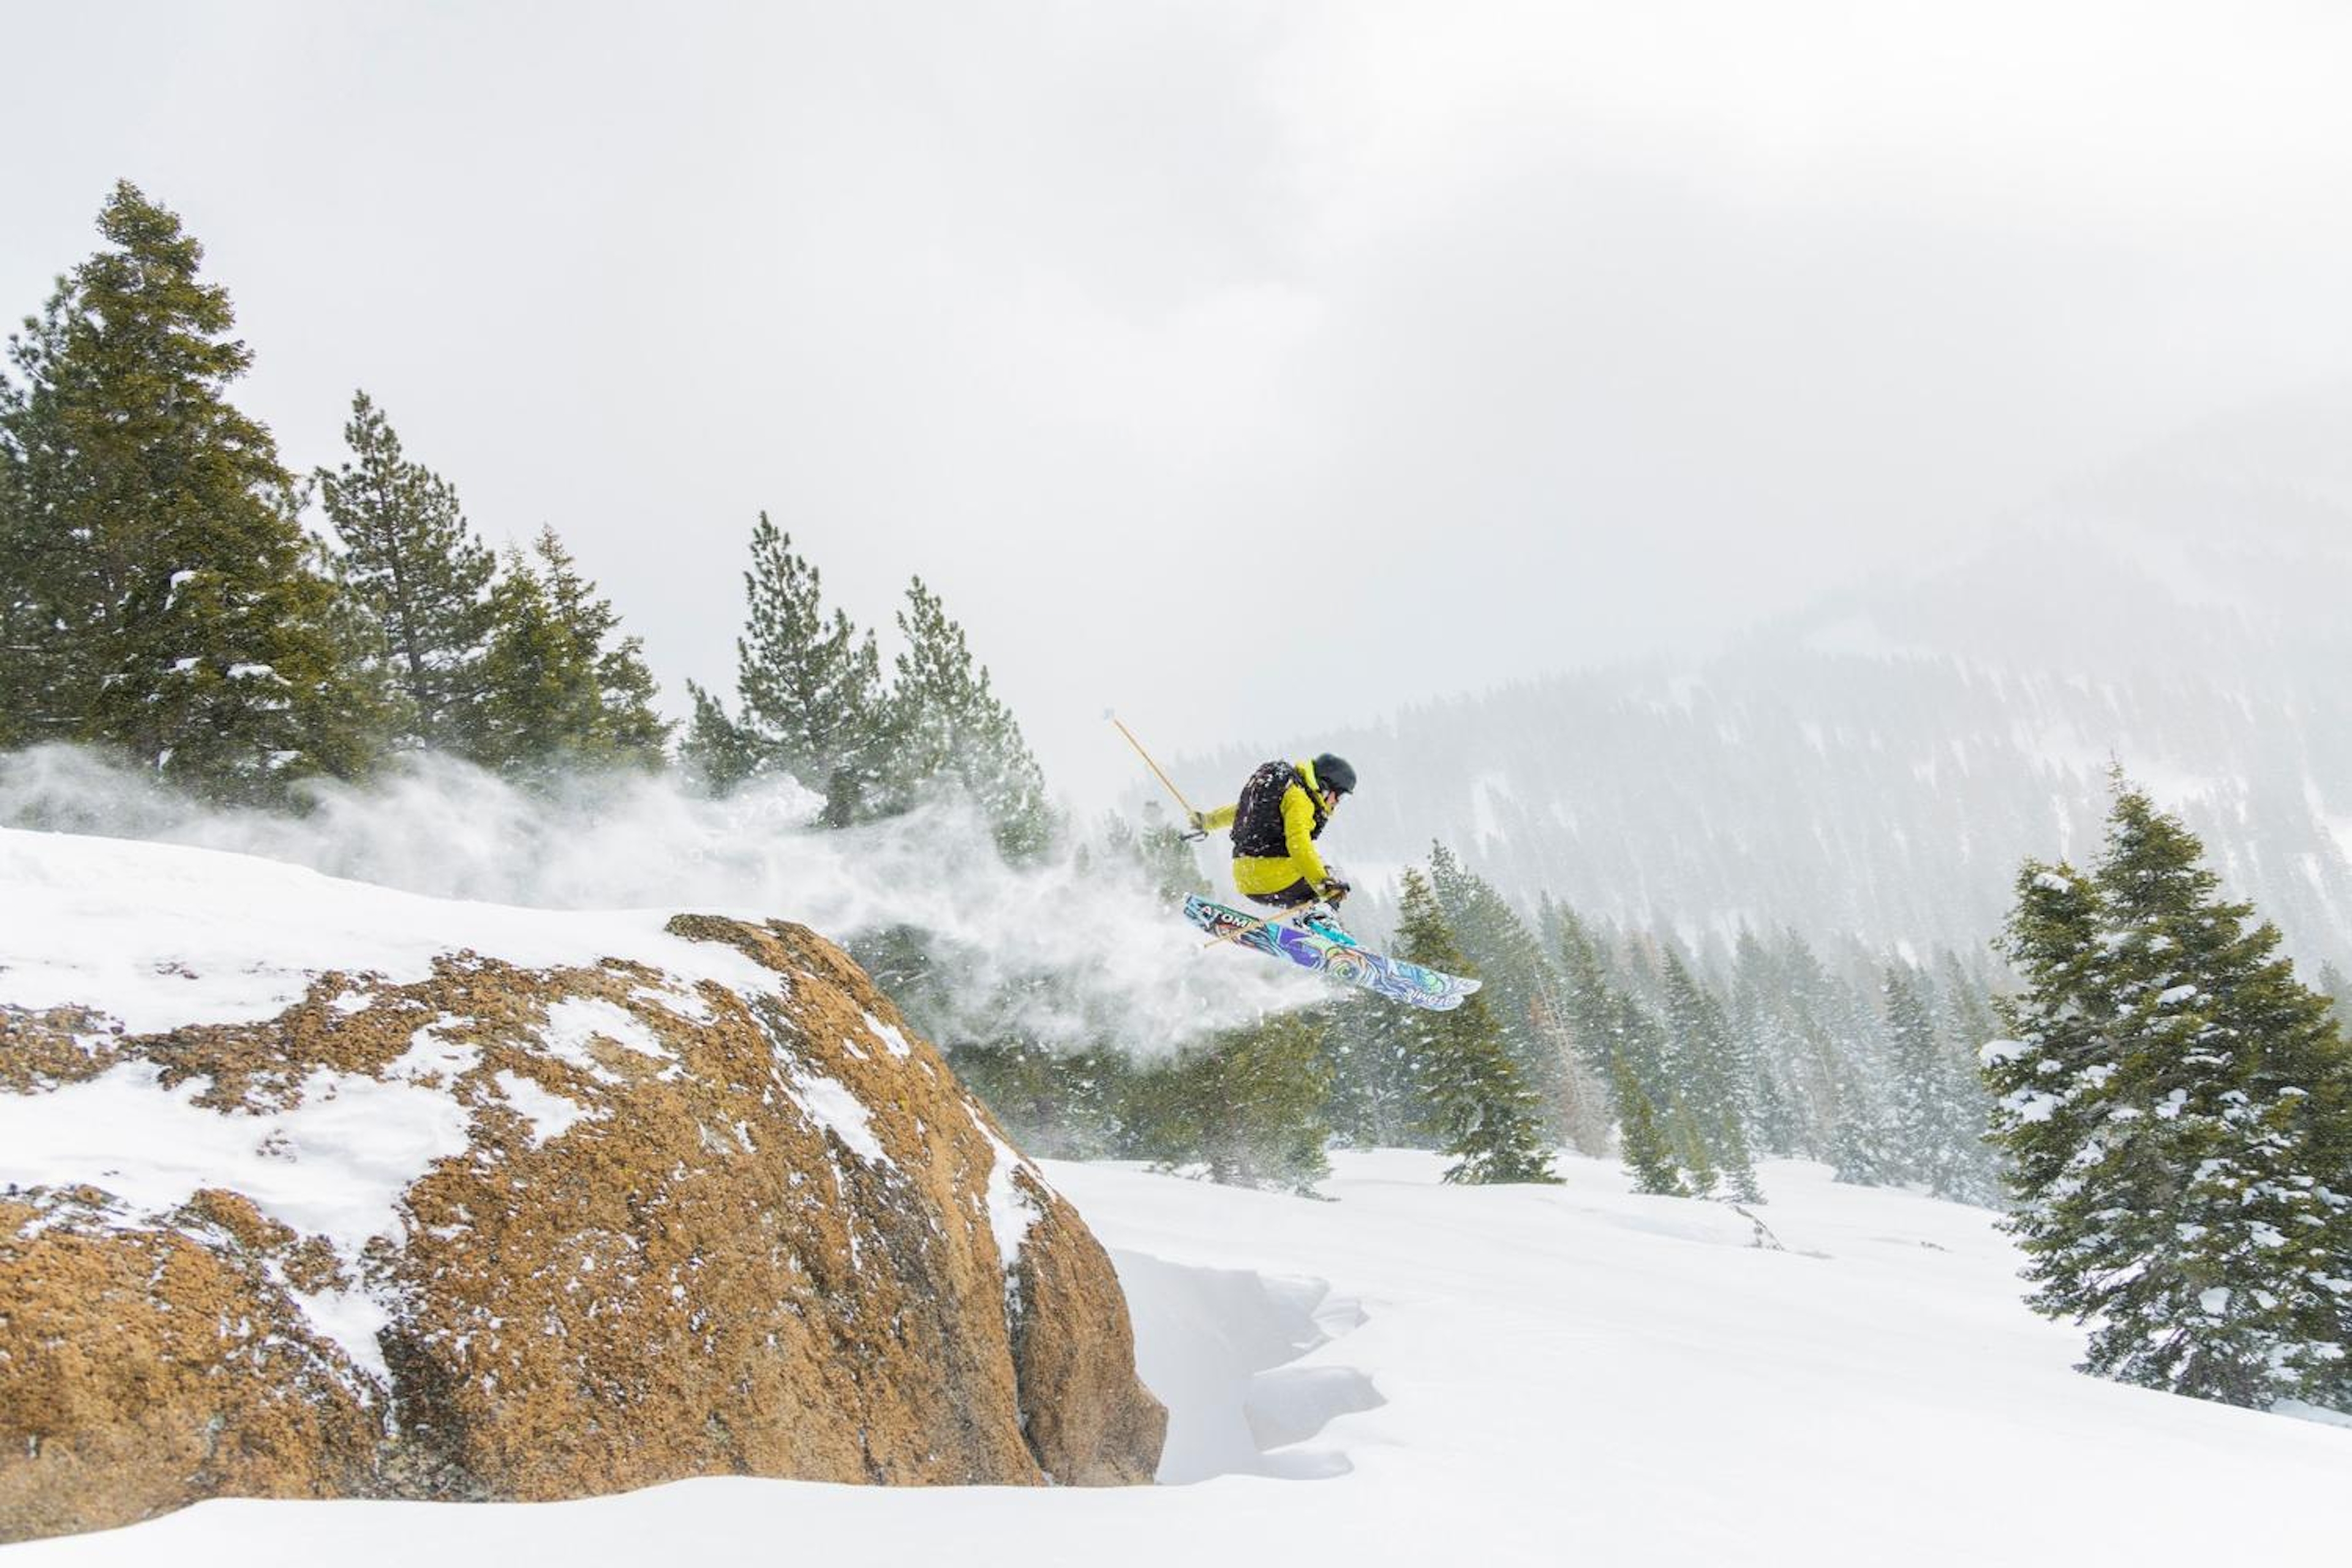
[{"left": 1198, "top": 757, "right": 1337, "bottom": 898}]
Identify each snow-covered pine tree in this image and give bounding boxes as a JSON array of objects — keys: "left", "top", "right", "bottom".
[
  {"left": 723, "top": 513, "right": 888, "bottom": 823},
  {"left": 1942, "top": 981, "right": 2007, "bottom": 1204},
  {"left": 1825, "top": 1049, "right": 1902, "bottom": 1188},
  {"left": 1659, "top": 947, "right": 1764, "bottom": 1202},
  {"left": 1727, "top": 930, "right": 1807, "bottom": 1158},
  {"left": 314, "top": 391, "right": 497, "bottom": 756},
  {"left": 1751, "top": 930, "right": 1853, "bottom": 1160},
  {"left": 1131, "top": 1010, "right": 1335, "bottom": 1193},
  {"left": 1555, "top": 905, "right": 1705, "bottom": 1188},
  {"left": 473, "top": 527, "right": 668, "bottom": 786},
  {"left": 1986, "top": 782, "right": 2352, "bottom": 1411},
  {"left": 1081, "top": 804, "right": 1212, "bottom": 906},
  {"left": 888, "top": 576, "right": 1052, "bottom": 858},
  {"left": 1799, "top": 941, "right": 1902, "bottom": 1188},
  {"left": 1882, "top": 962, "right": 1940, "bottom": 1189},
  {"left": 679, "top": 679, "right": 761, "bottom": 796},
  {"left": 1608, "top": 1034, "right": 1687, "bottom": 1196},
  {"left": 1910, "top": 954, "right": 2007, "bottom": 1203},
  {"left": 0, "top": 182, "right": 382, "bottom": 800},
  {"left": 1885, "top": 959, "right": 1999, "bottom": 1199},
  {"left": 947, "top": 1038, "right": 1140, "bottom": 1162},
  {"left": 1323, "top": 990, "right": 1434, "bottom": 1150},
  {"left": 1981, "top": 856, "right": 2106, "bottom": 1216},
  {"left": 1395, "top": 867, "right": 1558, "bottom": 1185},
  {"left": 1429, "top": 843, "right": 1604, "bottom": 1148},
  {"left": 1547, "top": 901, "right": 1620, "bottom": 1082}
]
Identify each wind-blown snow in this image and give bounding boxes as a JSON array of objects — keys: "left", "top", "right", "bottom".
[
  {"left": 0, "top": 747, "right": 1319, "bottom": 1054},
  {"left": 20, "top": 1152, "right": 2348, "bottom": 1566}
]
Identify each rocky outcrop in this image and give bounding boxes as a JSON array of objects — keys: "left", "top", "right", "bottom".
[{"left": 0, "top": 914, "right": 1164, "bottom": 1543}]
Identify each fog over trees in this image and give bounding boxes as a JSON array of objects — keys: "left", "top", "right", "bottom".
[{"left": 1182, "top": 489, "right": 2352, "bottom": 982}]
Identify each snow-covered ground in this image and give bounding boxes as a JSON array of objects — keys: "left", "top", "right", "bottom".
[
  {"left": 7, "top": 824, "right": 2351, "bottom": 1565},
  {"left": 10, "top": 1152, "right": 2350, "bottom": 1567}
]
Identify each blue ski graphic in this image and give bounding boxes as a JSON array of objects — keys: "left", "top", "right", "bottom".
[{"left": 1182, "top": 894, "right": 1482, "bottom": 1012}]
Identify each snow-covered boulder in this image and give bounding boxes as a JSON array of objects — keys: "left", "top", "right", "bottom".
[{"left": 0, "top": 831, "right": 1164, "bottom": 1544}]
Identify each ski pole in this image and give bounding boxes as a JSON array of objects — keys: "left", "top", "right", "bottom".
[
  {"left": 1200, "top": 905, "right": 1283, "bottom": 951},
  {"left": 1105, "top": 712, "right": 1206, "bottom": 837},
  {"left": 1200, "top": 892, "right": 1348, "bottom": 953}
]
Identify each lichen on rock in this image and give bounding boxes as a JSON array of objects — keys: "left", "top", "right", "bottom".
[{"left": 0, "top": 913, "right": 1165, "bottom": 1543}]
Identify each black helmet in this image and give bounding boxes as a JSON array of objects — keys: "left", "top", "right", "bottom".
[{"left": 1312, "top": 753, "right": 1357, "bottom": 797}]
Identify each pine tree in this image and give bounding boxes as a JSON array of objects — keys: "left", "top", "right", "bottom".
[
  {"left": 1128, "top": 1011, "right": 1334, "bottom": 1192},
  {"left": 1885, "top": 961, "right": 1964, "bottom": 1195},
  {"left": 1552, "top": 904, "right": 1631, "bottom": 1083},
  {"left": 1727, "top": 929, "right": 1806, "bottom": 1157},
  {"left": 724, "top": 513, "right": 888, "bottom": 822},
  {"left": 1323, "top": 990, "right": 1433, "bottom": 1149},
  {"left": 0, "top": 182, "right": 381, "bottom": 799},
  {"left": 1744, "top": 930, "right": 1855, "bottom": 1161},
  {"left": 1880, "top": 955, "right": 2007, "bottom": 1203},
  {"left": 1666, "top": 1088, "right": 1722, "bottom": 1199},
  {"left": 473, "top": 527, "right": 668, "bottom": 785},
  {"left": 1825, "top": 1048, "right": 1902, "bottom": 1188},
  {"left": 1430, "top": 844, "right": 1601, "bottom": 1147},
  {"left": 1659, "top": 947, "right": 1764, "bottom": 1202},
  {"left": 1133, "top": 806, "right": 1212, "bottom": 902},
  {"left": 679, "top": 678, "right": 761, "bottom": 796},
  {"left": 1931, "top": 951, "right": 2008, "bottom": 1204},
  {"left": 2319, "top": 960, "right": 2352, "bottom": 1033},
  {"left": 314, "top": 390, "right": 497, "bottom": 756},
  {"left": 1608, "top": 1038, "right": 1687, "bottom": 1196},
  {"left": 949, "top": 1039, "right": 1139, "bottom": 1162},
  {"left": 1986, "top": 782, "right": 2352, "bottom": 1411},
  {"left": 1556, "top": 905, "right": 1706, "bottom": 1188},
  {"left": 1532, "top": 900, "right": 1616, "bottom": 1161},
  {"left": 0, "top": 377, "right": 46, "bottom": 747},
  {"left": 1395, "top": 867, "right": 1558, "bottom": 1185},
  {"left": 887, "top": 575, "right": 1052, "bottom": 858}
]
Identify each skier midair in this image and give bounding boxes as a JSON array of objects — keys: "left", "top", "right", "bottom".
[
  {"left": 1112, "top": 725, "right": 1468, "bottom": 1007},
  {"left": 1191, "top": 753, "right": 1358, "bottom": 927}
]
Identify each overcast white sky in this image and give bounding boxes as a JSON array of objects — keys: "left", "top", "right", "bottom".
[{"left": 10, "top": 2, "right": 2352, "bottom": 805}]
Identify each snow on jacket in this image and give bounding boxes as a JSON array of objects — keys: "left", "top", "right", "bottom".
[{"left": 1199, "top": 758, "right": 1336, "bottom": 897}]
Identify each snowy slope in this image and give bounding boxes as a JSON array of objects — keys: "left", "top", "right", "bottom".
[
  {"left": 0, "top": 826, "right": 783, "bottom": 1035},
  {"left": 8, "top": 1152, "right": 2348, "bottom": 1568}
]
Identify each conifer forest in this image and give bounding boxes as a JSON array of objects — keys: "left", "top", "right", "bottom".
[{"left": 7, "top": 178, "right": 2352, "bottom": 1422}]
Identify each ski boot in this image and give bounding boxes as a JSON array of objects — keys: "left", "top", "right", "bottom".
[{"left": 1294, "top": 900, "right": 1358, "bottom": 948}]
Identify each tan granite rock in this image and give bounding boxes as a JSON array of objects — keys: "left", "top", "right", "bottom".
[{"left": 0, "top": 916, "right": 1164, "bottom": 1542}]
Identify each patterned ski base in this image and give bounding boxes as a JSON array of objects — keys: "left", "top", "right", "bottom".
[{"left": 1182, "top": 894, "right": 1482, "bottom": 1012}]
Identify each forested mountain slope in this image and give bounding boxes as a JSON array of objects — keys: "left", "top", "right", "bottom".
[{"left": 1185, "top": 454, "right": 2352, "bottom": 973}]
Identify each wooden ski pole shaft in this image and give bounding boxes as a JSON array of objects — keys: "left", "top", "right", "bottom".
[
  {"left": 1199, "top": 884, "right": 1347, "bottom": 952},
  {"left": 1105, "top": 713, "right": 1202, "bottom": 824},
  {"left": 1200, "top": 906, "right": 1281, "bottom": 951},
  {"left": 1102, "top": 713, "right": 1297, "bottom": 951}
]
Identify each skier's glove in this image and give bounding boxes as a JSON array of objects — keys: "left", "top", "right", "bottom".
[
  {"left": 1317, "top": 876, "right": 1352, "bottom": 903},
  {"left": 1183, "top": 810, "right": 1210, "bottom": 842}
]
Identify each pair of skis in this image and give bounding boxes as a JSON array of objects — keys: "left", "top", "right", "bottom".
[{"left": 1180, "top": 893, "right": 1481, "bottom": 1012}]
